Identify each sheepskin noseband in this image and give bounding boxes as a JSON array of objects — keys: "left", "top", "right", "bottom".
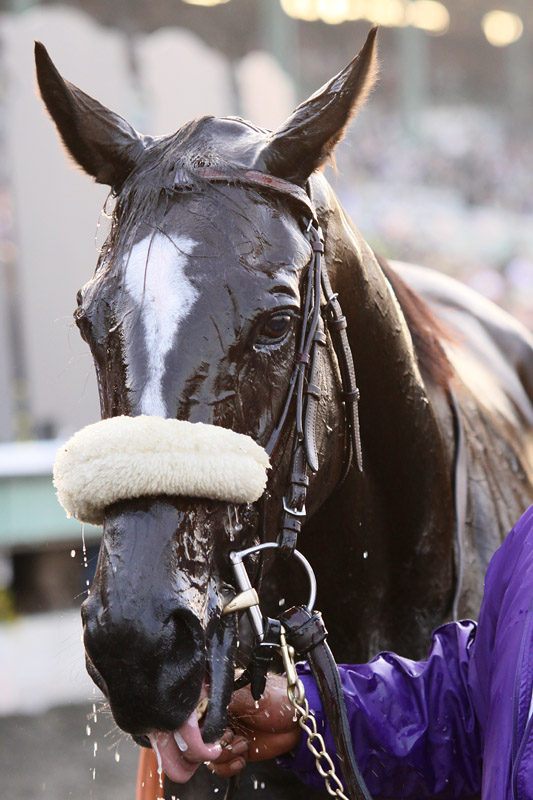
[{"left": 53, "top": 415, "right": 270, "bottom": 525}]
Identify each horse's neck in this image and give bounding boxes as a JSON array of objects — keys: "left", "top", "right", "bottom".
[
  {"left": 316, "top": 179, "right": 453, "bottom": 491},
  {"left": 304, "top": 178, "right": 456, "bottom": 658}
]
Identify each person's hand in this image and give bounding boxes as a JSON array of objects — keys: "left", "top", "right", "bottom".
[{"left": 208, "top": 674, "right": 301, "bottom": 778}]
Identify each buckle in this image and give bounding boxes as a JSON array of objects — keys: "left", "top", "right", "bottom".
[{"left": 283, "top": 497, "right": 307, "bottom": 517}]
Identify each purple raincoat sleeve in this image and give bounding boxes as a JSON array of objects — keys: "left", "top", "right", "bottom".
[{"left": 278, "top": 621, "right": 482, "bottom": 798}]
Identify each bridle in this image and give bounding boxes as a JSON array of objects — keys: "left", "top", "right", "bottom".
[
  {"left": 193, "top": 167, "right": 363, "bottom": 558},
  {"left": 185, "top": 168, "right": 372, "bottom": 800},
  {"left": 265, "top": 209, "right": 363, "bottom": 561},
  {"left": 55, "top": 165, "right": 371, "bottom": 799}
]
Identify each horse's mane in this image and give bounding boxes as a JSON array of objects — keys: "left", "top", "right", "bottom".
[{"left": 376, "top": 254, "right": 453, "bottom": 391}]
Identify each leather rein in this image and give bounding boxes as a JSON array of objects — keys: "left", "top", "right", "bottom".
[{"left": 178, "top": 167, "right": 371, "bottom": 800}]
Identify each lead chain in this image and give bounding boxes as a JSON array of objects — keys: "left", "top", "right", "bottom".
[{"left": 279, "top": 628, "right": 349, "bottom": 800}]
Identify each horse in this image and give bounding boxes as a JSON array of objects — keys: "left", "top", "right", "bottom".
[{"left": 36, "top": 28, "right": 533, "bottom": 800}]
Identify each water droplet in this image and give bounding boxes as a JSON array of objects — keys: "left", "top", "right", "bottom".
[
  {"left": 70, "top": 549, "right": 76, "bottom": 558},
  {"left": 92, "top": 768, "right": 96, "bottom": 781},
  {"left": 363, "top": 551, "right": 368, "bottom": 559},
  {"left": 115, "top": 751, "right": 120, "bottom": 763},
  {"left": 93, "top": 741, "right": 98, "bottom": 757},
  {"left": 82, "top": 524, "right": 88, "bottom": 566},
  {"left": 86, "top": 725, "right": 91, "bottom": 736},
  {"left": 278, "top": 598, "right": 285, "bottom": 606}
]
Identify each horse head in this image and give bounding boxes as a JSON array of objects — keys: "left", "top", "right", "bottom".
[{"left": 36, "top": 30, "right": 378, "bottom": 780}]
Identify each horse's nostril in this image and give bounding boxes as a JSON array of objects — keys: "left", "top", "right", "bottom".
[{"left": 167, "top": 610, "right": 202, "bottom": 665}]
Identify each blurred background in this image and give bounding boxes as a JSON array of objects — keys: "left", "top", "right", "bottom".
[{"left": 0, "top": 1, "right": 531, "bottom": 797}]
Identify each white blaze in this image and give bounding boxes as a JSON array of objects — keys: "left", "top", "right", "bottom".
[{"left": 124, "top": 232, "right": 199, "bottom": 415}]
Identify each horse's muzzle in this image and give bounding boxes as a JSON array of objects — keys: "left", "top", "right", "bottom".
[
  {"left": 82, "top": 588, "right": 207, "bottom": 735},
  {"left": 80, "top": 496, "right": 239, "bottom": 741}
]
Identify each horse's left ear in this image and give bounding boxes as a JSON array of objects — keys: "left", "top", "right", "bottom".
[{"left": 262, "top": 26, "right": 378, "bottom": 185}]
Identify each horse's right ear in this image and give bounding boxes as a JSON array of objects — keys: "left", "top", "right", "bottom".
[{"left": 35, "top": 42, "right": 146, "bottom": 191}]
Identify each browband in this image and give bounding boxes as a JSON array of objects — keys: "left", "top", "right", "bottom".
[
  {"left": 182, "top": 166, "right": 316, "bottom": 220},
  {"left": 53, "top": 416, "right": 270, "bottom": 525}
]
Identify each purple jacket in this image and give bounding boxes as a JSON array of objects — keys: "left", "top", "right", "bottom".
[{"left": 283, "top": 505, "right": 533, "bottom": 799}]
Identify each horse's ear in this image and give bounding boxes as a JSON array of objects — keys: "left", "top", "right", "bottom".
[
  {"left": 263, "top": 27, "right": 378, "bottom": 185},
  {"left": 34, "top": 42, "right": 146, "bottom": 191}
]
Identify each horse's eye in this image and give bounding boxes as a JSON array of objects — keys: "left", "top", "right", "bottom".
[{"left": 257, "top": 313, "right": 293, "bottom": 344}]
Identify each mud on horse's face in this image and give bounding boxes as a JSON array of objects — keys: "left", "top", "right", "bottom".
[{"left": 35, "top": 29, "right": 378, "bottom": 778}]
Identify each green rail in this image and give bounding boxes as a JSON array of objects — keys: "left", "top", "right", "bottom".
[{"left": 0, "top": 440, "right": 101, "bottom": 550}]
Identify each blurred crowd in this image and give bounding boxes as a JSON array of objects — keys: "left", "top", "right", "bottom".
[{"left": 336, "top": 105, "right": 533, "bottom": 328}]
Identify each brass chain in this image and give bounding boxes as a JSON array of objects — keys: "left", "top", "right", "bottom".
[{"left": 279, "top": 626, "right": 350, "bottom": 800}]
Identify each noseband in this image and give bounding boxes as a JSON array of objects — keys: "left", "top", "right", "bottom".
[{"left": 54, "top": 416, "right": 270, "bottom": 524}]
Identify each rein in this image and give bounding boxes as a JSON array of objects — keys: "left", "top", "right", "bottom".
[{"left": 187, "top": 169, "right": 371, "bottom": 800}]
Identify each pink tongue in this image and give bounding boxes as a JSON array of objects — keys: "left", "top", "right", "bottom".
[{"left": 148, "top": 711, "right": 221, "bottom": 784}]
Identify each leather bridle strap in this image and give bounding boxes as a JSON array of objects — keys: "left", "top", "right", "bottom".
[
  {"left": 193, "top": 166, "right": 316, "bottom": 219},
  {"left": 321, "top": 262, "right": 363, "bottom": 475},
  {"left": 188, "top": 165, "right": 363, "bottom": 486},
  {"left": 280, "top": 604, "right": 373, "bottom": 800},
  {"left": 272, "top": 219, "right": 363, "bottom": 556},
  {"left": 272, "top": 223, "right": 326, "bottom": 556}
]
